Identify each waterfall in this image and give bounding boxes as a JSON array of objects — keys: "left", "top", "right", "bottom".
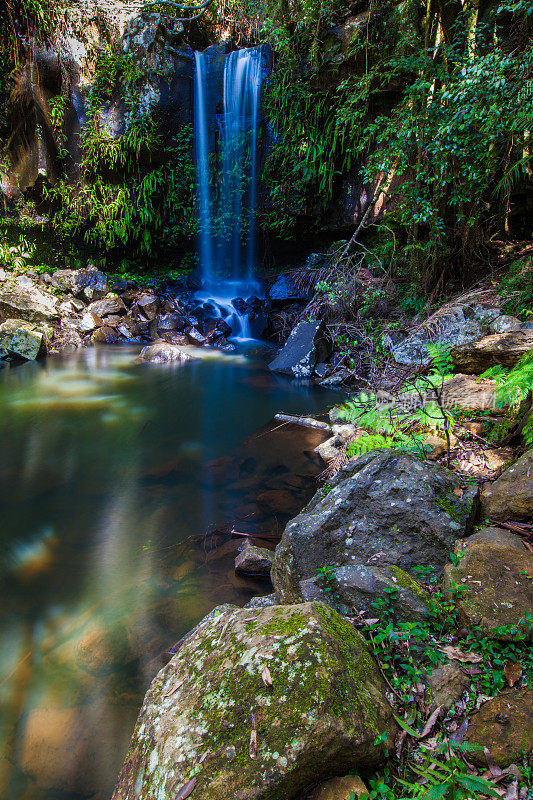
[{"left": 193, "top": 46, "right": 265, "bottom": 340}]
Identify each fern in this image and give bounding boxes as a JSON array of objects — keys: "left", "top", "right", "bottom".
[
  {"left": 426, "top": 344, "right": 454, "bottom": 377},
  {"left": 482, "top": 350, "right": 533, "bottom": 408}
]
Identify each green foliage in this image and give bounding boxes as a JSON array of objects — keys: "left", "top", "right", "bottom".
[
  {"left": 499, "top": 258, "right": 533, "bottom": 317},
  {"left": 482, "top": 350, "right": 533, "bottom": 445},
  {"left": 426, "top": 344, "right": 454, "bottom": 377},
  {"left": 0, "top": 235, "right": 35, "bottom": 271}
]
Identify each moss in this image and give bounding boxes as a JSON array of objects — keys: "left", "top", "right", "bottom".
[{"left": 436, "top": 495, "right": 463, "bottom": 523}]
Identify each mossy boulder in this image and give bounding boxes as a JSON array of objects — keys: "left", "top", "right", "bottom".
[
  {"left": 272, "top": 450, "right": 478, "bottom": 602},
  {"left": 111, "top": 602, "right": 397, "bottom": 800},
  {"left": 443, "top": 528, "right": 533, "bottom": 639},
  {"left": 0, "top": 281, "right": 59, "bottom": 323},
  {"left": 0, "top": 318, "right": 46, "bottom": 360},
  {"left": 464, "top": 688, "right": 533, "bottom": 767},
  {"left": 480, "top": 448, "right": 533, "bottom": 522}
]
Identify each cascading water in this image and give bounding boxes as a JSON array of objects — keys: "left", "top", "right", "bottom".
[{"left": 193, "top": 46, "right": 265, "bottom": 340}]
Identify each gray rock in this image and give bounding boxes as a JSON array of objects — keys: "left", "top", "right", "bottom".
[
  {"left": 0, "top": 282, "right": 59, "bottom": 323},
  {"left": 268, "top": 320, "right": 332, "bottom": 377},
  {"left": 0, "top": 319, "right": 46, "bottom": 360},
  {"left": 51, "top": 269, "right": 79, "bottom": 293},
  {"left": 88, "top": 296, "right": 126, "bottom": 318},
  {"left": 480, "top": 448, "right": 533, "bottom": 522},
  {"left": 272, "top": 450, "right": 478, "bottom": 603},
  {"left": 472, "top": 303, "right": 502, "bottom": 324},
  {"left": 489, "top": 315, "right": 522, "bottom": 334},
  {"left": 392, "top": 308, "right": 483, "bottom": 365},
  {"left": 139, "top": 342, "right": 193, "bottom": 363},
  {"left": 423, "top": 663, "right": 470, "bottom": 713},
  {"left": 75, "top": 268, "right": 110, "bottom": 300},
  {"left": 299, "top": 564, "right": 433, "bottom": 623},
  {"left": 0, "top": 268, "right": 9, "bottom": 281},
  {"left": 451, "top": 330, "right": 533, "bottom": 373},
  {"left": 78, "top": 311, "right": 104, "bottom": 332},
  {"left": 244, "top": 593, "right": 279, "bottom": 609},
  {"left": 235, "top": 544, "right": 274, "bottom": 576},
  {"left": 111, "top": 603, "right": 397, "bottom": 800},
  {"left": 521, "top": 321, "right": 533, "bottom": 330}
]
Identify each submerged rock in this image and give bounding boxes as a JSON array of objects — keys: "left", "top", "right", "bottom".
[
  {"left": 464, "top": 688, "right": 533, "bottom": 767},
  {"left": 139, "top": 342, "right": 193, "bottom": 364},
  {"left": 0, "top": 319, "right": 46, "bottom": 360},
  {"left": 443, "top": 527, "right": 533, "bottom": 639},
  {"left": 272, "top": 450, "right": 478, "bottom": 603},
  {"left": 112, "top": 602, "right": 396, "bottom": 800},
  {"left": 268, "top": 320, "right": 332, "bottom": 378},
  {"left": 480, "top": 448, "right": 533, "bottom": 522}
]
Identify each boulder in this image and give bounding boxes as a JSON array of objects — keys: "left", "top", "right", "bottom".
[
  {"left": 451, "top": 330, "right": 533, "bottom": 373},
  {"left": 78, "top": 311, "right": 104, "bottom": 332},
  {"left": 88, "top": 296, "right": 127, "bottom": 318},
  {"left": 443, "top": 528, "right": 533, "bottom": 639},
  {"left": 490, "top": 315, "right": 522, "bottom": 334},
  {"left": 91, "top": 326, "right": 119, "bottom": 344},
  {"left": 480, "top": 448, "right": 533, "bottom": 522},
  {"left": 269, "top": 274, "right": 310, "bottom": 303},
  {"left": 0, "top": 282, "right": 59, "bottom": 323},
  {"left": 0, "top": 319, "right": 46, "bottom": 360},
  {"left": 139, "top": 343, "right": 193, "bottom": 364},
  {"left": 299, "top": 564, "right": 433, "bottom": 624},
  {"left": 392, "top": 308, "right": 483, "bottom": 365},
  {"left": 51, "top": 269, "right": 78, "bottom": 293},
  {"left": 440, "top": 374, "right": 497, "bottom": 411},
  {"left": 269, "top": 320, "right": 332, "bottom": 378},
  {"left": 111, "top": 603, "right": 396, "bottom": 800},
  {"left": 157, "top": 312, "right": 188, "bottom": 332},
  {"left": 135, "top": 293, "right": 159, "bottom": 320},
  {"left": 235, "top": 544, "right": 274, "bottom": 576},
  {"left": 464, "top": 688, "right": 533, "bottom": 767},
  {"left": 272, "top": 450, "right": 478, "bottom": 603},
  {"left": 75, "top": 268, "right": 110, "bottom": 300}
]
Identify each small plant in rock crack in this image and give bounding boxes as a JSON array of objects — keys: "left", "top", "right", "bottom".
[{"left": 316, "top": 564, "right": 342, "bottom": 606}]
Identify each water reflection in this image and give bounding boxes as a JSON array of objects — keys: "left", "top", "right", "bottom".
[{"left": 0, "top": 345, "right": 339, "bottom": 800}]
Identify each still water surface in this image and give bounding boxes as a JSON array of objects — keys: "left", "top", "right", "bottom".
[{"left": 0, "top": 344, "right": 339, "bottom": 800}]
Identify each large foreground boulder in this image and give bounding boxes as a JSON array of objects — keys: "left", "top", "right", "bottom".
[
  {"left": 0, "top": 281, "right": 59, "bottom": 323},
  {"left": 443, "top": 528, "right": 533, "bottom": 639},
  {"left": 112, "top": 602, "right": 396, "bottom": 800},
  {"left": 139, "top": 343, "right": 193, "bottom": 364},
  {"left": 268, "top": 320, "right": 332, "bottom": 378},
  {"left": 451, "top": 330, "right": 533, "bottom": 373},
  {"left": 480, "top": 448, "right": 533, "bottom": 522},
  {"left": 0, "top": 318, "right": 46, "bottom": 360},
  {"left": 272, "top": 450, "right": 478, "bottom": 603}
]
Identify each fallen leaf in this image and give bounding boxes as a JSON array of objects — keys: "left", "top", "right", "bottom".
[
  {"left": 175, "top": 778, "right": 197, "bottom": 799},
  {"left": 261, "top": 665, "right": 273, "bottom": 687},
  {"left": 363, "top": 618, "right": 380, "bottom": 626},
  {"left": 451, "top": 718, "right": 468, "bottom": 743},
  {"left": 503, "top": 661, "right": 522, "bottom": 687},
  {"left": 420, "top": 706, "right": 442, "bottom": 738},
  {"left": 438, "top": 646, "right": 483, "bottom": 664},
  {"left": 484, "top": 747, "right": 503, "bottom": 777},
  {"left": 503, "top": 780, "right": 518, "bottom": 800},
  {"left": 453, "top": 487, "right": 464, "bottom": 497},
  {"left": 395, "top": 730, "right": 408, "bottom": 759},
  {"left": 163, "top": 680, "right": 183, "bottom": 698}
]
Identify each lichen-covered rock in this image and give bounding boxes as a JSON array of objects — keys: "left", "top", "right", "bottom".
[
  {"left": 272, "top": 450, "right": 478, "bottom": 602},
  {"left": 489, "top": 315, "right": 522, "bottom": 334},
  {"left": 443, "top": 528, "right": 533, "bottom": 639},
  {"left": 464, "top": 688, "right": 533, "bottom": 767},
  {"left": 88, "top": 296, "right": 127, "bottom": 318},
  {"left": 112, "top": 603, "right": 397, "bottom": 800},
  {"left": 480, "top": 449, "right": 533, "bottom": 522},
  {"left": 299, "top": 564, "right": 433, "bottom": 624},
  {"left": 0, "top": 318, "right": 46, "bottom": 360},
  {"left": 451, "top": 330, "right": 533, "bottom": 373},
  {"left": 0, "top": 282, "right": 59, "bottom": 322}
]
